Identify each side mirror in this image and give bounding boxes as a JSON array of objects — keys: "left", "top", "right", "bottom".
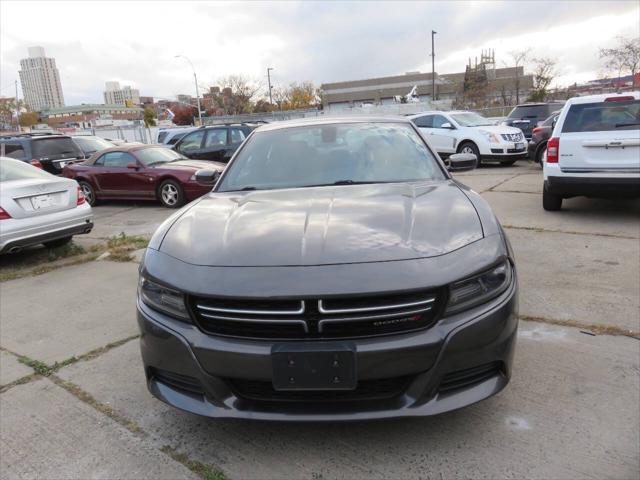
[
  {"left": 551, "top": 116, "right": 558, "bottom": 129},
  {"left": 195, "top": 169, "right": 220, "bottom": 186},
  {"left": 441, "top": 122, "right": 455, "bottom": 129},
  {"left": 126, "top": 163, "right": 139, "bottom": 170},
  {"left": 447, "top": 153, "right": 477, "bottom": 172}
]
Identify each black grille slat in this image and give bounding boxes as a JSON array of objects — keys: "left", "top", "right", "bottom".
[
  {"left": 190, "top": 289, "right": 442, "bottom": 340},
  {"left": 439, "top": 362, "right": 502, "bottom": 393},
  {"left": 152, "top": 369, "right": 204, "bottom": 395},
  {"left": 228, "top": 376, "right": 412, "bottom": 403}
]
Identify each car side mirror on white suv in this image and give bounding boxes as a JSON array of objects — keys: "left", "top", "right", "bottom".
[{"left": 447, "top": 153, "right": 477, "bottom": 172}]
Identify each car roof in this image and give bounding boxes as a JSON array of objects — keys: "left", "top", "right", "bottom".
[
  {"left": 565, "top": 91, "right": 640, "bottom": 105},
  {"left": 0, "top": 133, "right": 70, "bottom": 141},
  {"left": 254, "top": 116, "right": 412, "bottom": 132},
  {"left": 513, "top": 102, "right": 565, "bottom": 107}
]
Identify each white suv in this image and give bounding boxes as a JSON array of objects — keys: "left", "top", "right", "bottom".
[
  {"left": 408, "top": 110, "right": 527, "bottom": 165},
  {"left": 543, "top": 92, "right": 640, "bottom": 211}
]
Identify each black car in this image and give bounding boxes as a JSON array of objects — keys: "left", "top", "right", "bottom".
[
  {"left": 172, "top": 124, "right": 257, "bottom": 163},
  {"left": 0, "top": 133, "right": 84, "bottom": 174},
  {"left": 527, "top": 110, "right": 561, "bottom": 164},
  {"left": 503, "top": 102, "right": 564, "bottom": 140},
  {"left": 137, "top": 117, "right": 519, "bottom": 421}
]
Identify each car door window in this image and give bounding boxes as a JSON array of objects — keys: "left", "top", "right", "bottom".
[
  {"left": 230, "top": 128, "right": 246, "bottom": 144},
  {"left": 414, "top": 115, "right": 433, "bottom": 128},
  {"left": 101, "top": 152, "right": 136, "bottom": 168},
  {"left": 179, "top": 130, "right": 205, "bottom": 151},
  {"left": 0, "top": 143, "right": 26, "bottom": 159},
  {"left": 204, "top": 129, "right": 228, "bottom": 148},
  {"left": 432, "top": 115, "right": 449, "bottom": 128}
]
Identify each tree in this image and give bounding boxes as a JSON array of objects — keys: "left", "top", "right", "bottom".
[
  {"left": 172, "top": 105, "right": 196, "bottom": 125},
  {"left": 507, "top": 49, "right": 530, "bottom": 104},
  {"left": 19, "top": 111, "right": 39, "bottom": 127},
  {"left": 286, "top": 82, "right": 318, "bottom": 109},
  {"left": 600, "top": 36, "right": 640, "bottom": 86},
  {"left": 216, "top": 75, "right": 261, "bottom": 114},
  {"left": 527, "top": 57, "right": 556, "bottom": 102},
  {"left": 143, "top": 107, "right": 156, "bottom": 127}
]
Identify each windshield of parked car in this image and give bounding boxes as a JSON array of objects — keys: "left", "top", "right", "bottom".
[
  {"left": 508, "top": 104, "right": 563, "bottom": 119},
  {"left": 450, "top": 112, "right": 494, "bottom": 127},
  {"left": 136, "top": 147, "right": 185, "bottom": 166},
  {"left": 562, "top": 99, "right": 640, "bottom": 132},
  {"left": 0, "top": 158, "right": 53, "bottom": 182},
  {"left": 217, "top": 122, "right": 445, "bottom": 192},
  {"left": 73, "top": 136, "right": 114, "bottom": 154}
]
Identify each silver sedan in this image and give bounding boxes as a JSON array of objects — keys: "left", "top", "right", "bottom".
[{"left": 0, "top": 157, "right": 93, "bottom": 254}]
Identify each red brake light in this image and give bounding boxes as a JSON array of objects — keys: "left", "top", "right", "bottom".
[
  {"left": 605, "top": 96, "right": 634, "bottom": 102},
  {"left": 532, "top": 127, "right": 542, "bottom": 135},
  {"left": 0, "top": 207, "right": 11, "bottom": 220},
  {"left": 30, "top": 159, "right": 43, "bottom": 169},
  {"left": 547, "top": 137, "right": 559, "bottom": 163},
  {"left": 76, "top": 186, "right": 85, "bottom": 205}
]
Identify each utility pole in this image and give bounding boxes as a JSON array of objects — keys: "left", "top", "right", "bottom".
[
  {"left": 14, "top": 80, "right": 20, "bottom": 131},
  {"left": 431, "top": 30, "right": 437, "bottom": 102},
  {"left": 174, "top": 55, "right": 202, "bottom": 125},
  {"left": 267, "top": 67, "right": 274, "bottom": 105}
]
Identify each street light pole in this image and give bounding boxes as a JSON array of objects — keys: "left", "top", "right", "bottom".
[
  {"left": 174, "top": 55, "right": 202, "bottom": 125},
  {"left": 267, "top": 67, "right": 274, "bottom": 105},
  {"left": 431, "top": 30, "right": 437, "bottom": 102},
  {"left": 15, "top": 80, "right": 20, "bottom": 131}
]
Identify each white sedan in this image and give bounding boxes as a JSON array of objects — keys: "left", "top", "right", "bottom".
[
  {"left": 0, "top": 157, "right": 93, "bottom": 254},
  {"left": 408, "top": 110, "right": 528, "bottom": 165}
]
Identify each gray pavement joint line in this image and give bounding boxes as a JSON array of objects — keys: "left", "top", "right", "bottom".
[
  {"left": 481, "top": 173, "right": 522, "bottom": 193},
  {"left": 502, "top": 224, "right": 639, "bottom": 240},
  {"left": 160, "top": 446, "right": 228, "bottom": 480},
  {"left": 520, "top": 315, "right": 640, "bottom": 339}
]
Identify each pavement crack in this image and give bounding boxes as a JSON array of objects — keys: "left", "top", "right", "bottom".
[
  {"left": 160, "top": 446, "right": 227, "bottom": 480},
  {"left": 520, "top": 315, "right": 640, "bottom": 339},
  {"left": 481, "top": 173, "right": 521, "bottom": 193},
  {"left": 503, "top": 224, "right": 638, "bottom": 240}
]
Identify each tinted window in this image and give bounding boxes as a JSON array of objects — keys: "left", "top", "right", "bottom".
[
  {"left": 99, "top": 151, "right": 136, "bottom": 168},
  {"left": 167, "top": 132, "right": 188, "bottom": 145},
  {"left": 413, "top": 115, "right": 433, "bottom": 128},
  {"left": 508, "top": 104, "right": 563, "bottom": 119},
  {"left": 230, "top": 128, "right": 246, "bottom": 144},
  {"left": 157, "top": 131, "right": 168, "bottom": 143},
  {"left": 0, "top": 142, "right": 26, "bottom": 159},
  {"left": 32, "top": 137, "right": 81, "bottom": 157},
  {"left": 136, "top": 147, "right": 184, "bottom": 166},
  {"left": 204, "top": 129, "right": 227, "bottom": 147},
  {"left": 179, "top": 130, "right": 204, "bottom": 150},
  {"left": 562, "top": 100, "right": 640, "bottom": 133},
  {"left": 1, "top": 158, "right": 53, "bottom": 182},
  {"left": 218, "top": 123, "right": 445, "bottom": 192}
]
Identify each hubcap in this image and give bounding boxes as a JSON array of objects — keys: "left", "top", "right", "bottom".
[
  {"left": 462, "top": 146, "right": 474, "bottom": 154},
  {"left": 162, "top": 184, "right": 178, "bottom": 206},
  {"left": 81, "top": 184, "right": 93, "bottom": 203}
]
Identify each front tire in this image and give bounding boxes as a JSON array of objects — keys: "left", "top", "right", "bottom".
[
  {"left": 158, "top": 179, "right": 184, "bottom": 208},
  {"left": 543, "top": 183, "right": 562, "bottom": 211},
  {"left": 458, "top": 141, "right": 481, "bottom": 165},
  {"left": 79, "top": 181, "right": 96, "bottom": 206}
]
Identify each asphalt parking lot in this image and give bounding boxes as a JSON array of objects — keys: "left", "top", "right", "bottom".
[{"left": 1, "top": 162, "right": 639, "bottom": 479}]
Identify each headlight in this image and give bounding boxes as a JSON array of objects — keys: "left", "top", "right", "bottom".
[
  {"left": 479, "top": 130, "right": 500, "bottom": 143},
  {"left": 445, "top": 260, "right": 512, "bottom": 315},
  {"left": 138, "top": 276, "right": 190, "bottom": 320}
]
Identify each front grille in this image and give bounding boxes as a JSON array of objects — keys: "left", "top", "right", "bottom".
[
  {"left": 228, "top": 376, "right": 413, "bottom": 403},
  {"left": 491, "top": 148, "right": 504, "bottom": 154},
  {"left": 501, "top": 133, "right": 523, "bottom": 142},
  {"left": 190, "top": 289, "right": 442, "bottom": 340},
  {"left": 151, "top": 368, "right": 204, "bottom": 395},
  {"left": 507, "top": 147, "right": 525, "bottom": 153},
  {"left": 439, "top": 362, "right": 503, "bottom": 393}
]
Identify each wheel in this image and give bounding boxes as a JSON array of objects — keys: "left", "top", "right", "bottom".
[
  {"left": 543, "top": 183, "right": 562, "bottom": 211},
  {"left": 458, "top": 141, "right": 481, "bottom": 165},
  {"left": 501, "top": 159, "right": 517, "bottom": 166},
  {"left": 43, "top": 236, "right": 72, "bottom": 248},
  {"left": 79, "top": 181, "right": 97, "bottom": 206},
  {"left": 159, "top": 180, "right": 184, "bottom": 208}
]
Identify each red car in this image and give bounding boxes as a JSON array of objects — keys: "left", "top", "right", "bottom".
[{"left": 62, "top": 145, "right": 224, "bottom": 208}]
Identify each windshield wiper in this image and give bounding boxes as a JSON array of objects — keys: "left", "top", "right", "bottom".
[
  {"left": 614, "top": 122, "right": 640, "bottom": 128},
  {"left": 330, "top": 180, "right": 377, "bottom": 186}
]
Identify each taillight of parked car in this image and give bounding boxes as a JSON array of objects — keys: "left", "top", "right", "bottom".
[
  {"left": 30, "top": 159, "right": 43, "bottom": 169},
  {"left": 546, "top": 137, "right": 559, "bottom": 163},
  {"left": 0, "top": 207, "right": 12, "bottom": 220},
  {"left": 76, "top": 186, "right": 85, "bottom": 205},
  {"left": 532, "top": 127, "right": 542, "bottom": 135}
]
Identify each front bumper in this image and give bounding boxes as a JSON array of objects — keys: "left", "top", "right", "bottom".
[
  {"left": 0, "top": 203, "right": 93, "bottom": 253},
  {"left": 137, "top": 273, "right": 518, "bottom": 421}
]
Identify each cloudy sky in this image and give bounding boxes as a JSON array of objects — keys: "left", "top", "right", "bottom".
[{"left": 1, "top": 0, "right": 638, "bottom": 105}]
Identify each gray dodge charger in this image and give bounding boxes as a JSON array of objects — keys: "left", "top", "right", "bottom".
[{"left": 137, "top": 117, "right": 518, "bottom": 421}]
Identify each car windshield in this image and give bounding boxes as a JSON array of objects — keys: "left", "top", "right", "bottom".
[
  {"left": 562, "top": 99, "right": 640, "bottom": 132},
  {"left": 508, "top": 104, "right": 563, "bottom": 119},
  {"left": 217, "top": 122, "right": 445, "bottom": 192},
  {"left": 0, "top": 158, "right": 53, "bottom": 182},
  {"left": 73, "top": 136, "right": 114, "bottom": 153},
  {"left": 136, "top": 147, "right": 185, "bottom": 166},
  {"left": 450, "top": 112, "right": 493, "bottom": 127}
]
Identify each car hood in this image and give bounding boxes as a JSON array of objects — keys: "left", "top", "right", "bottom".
[
  {"left": 153, "top": 160, "right": 225, "bottom": 172},
  {"left": 470, "top": 125, "right": 523, "bottom": 135},
  {"left": 158, "top": 181, "right": 484, "bottom": 266}
]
